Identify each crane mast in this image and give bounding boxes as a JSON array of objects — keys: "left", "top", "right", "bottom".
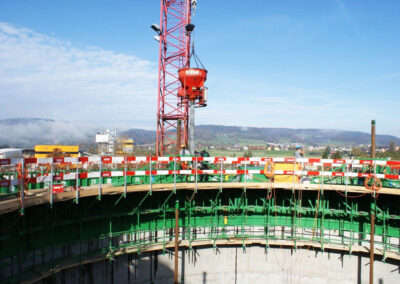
[{"left": 156, "top": 0, "right": 193, "bottom": 156}]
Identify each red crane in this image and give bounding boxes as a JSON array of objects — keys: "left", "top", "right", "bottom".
[{"left": 153, "top": 0, "right": 207, "bottom": 156}]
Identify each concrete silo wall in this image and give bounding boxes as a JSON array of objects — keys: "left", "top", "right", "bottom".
[{"left": 41, "top": 245, "right": 399, "bottom": 284}]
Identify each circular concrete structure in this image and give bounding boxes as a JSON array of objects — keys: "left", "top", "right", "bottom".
[
  {"left": 0, "top": 186, "right": 399, "bottom": 283},
  {"left": 39, "top": 245, "right": 400, "bottom": 284}
]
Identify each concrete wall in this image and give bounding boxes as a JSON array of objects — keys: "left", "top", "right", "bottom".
[{"left": 43, "top": 245, "right": 400, "bottom": 284}]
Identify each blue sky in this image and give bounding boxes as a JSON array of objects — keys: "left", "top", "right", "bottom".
[{"left": 0, "top": 0, "right": 399, "bottom": 136}]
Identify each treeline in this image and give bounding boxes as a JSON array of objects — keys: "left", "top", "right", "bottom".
[{"left": 321, "top": 141, "right": 400, "bottom": 160}]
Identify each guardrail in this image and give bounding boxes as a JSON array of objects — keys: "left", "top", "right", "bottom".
[
  {"left": 1, "top": 156, "right": 399, "bottom": 205},
  {"left": 1, "top": 157, "right": 399, "bottom": 186}
]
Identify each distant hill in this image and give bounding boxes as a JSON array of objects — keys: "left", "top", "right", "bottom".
[
  {"left": 1, "top": 118, "right": 399, "bottom": 148},
  {"left": 194, "top": 125, "right": 400, "bottom": 147},
  {"left": 121, "top": 125, "right": 400, "bottom": 147},
  {"left": 120, "top": 128, "right": 156, "bottom": 145}
]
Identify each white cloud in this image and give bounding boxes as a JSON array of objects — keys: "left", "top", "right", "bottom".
[
  {"left": 0, "top": 22, "right": 399, "bottom": 139},
  {"left": 0, "top": 22, "right": 158, "bottom": 128}
]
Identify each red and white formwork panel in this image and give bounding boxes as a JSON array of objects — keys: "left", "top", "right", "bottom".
[{"left": 1, "top": 157, "right": 400, "bottom": 188}]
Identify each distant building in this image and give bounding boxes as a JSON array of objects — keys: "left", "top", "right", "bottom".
[
  {"left": 116, "top": 138, "right": 134, "bottom": 155},
  {"left": 96, "top": 130, "right": 117, "bottom": 155},
  {"left": 122, "top": 139, "right": 134, "bottom": 154},
  {"left": 249, "top": 146, "right": 266, "bottom": 150}
]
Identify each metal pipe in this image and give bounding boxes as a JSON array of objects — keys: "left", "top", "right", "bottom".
[
  {"left": 370, "top": 213, "right": 375, "bottom": 284},
  {"left": 177, "top": 119, "right": 182, "bottom": 155},
  {"left": 189, "top": 101, "right": 195, "bottom": 155},
  {"left": 124, "top": 157, "right": 127, "bottom": 197},
  {"left": 50, "top": 162, "right": 53, "bottom": 207},
  {"left": 76, "top": 158, "right": 79, "bottom": 204},
  {"left": 195, "top": 158, "right": 198, "bottom": 193},
  {"left": 149, "top": 158, "right": 152, "bottom": 195},
  {"left": 370, "top": 200, "right": 375, "bottom": 284},
  {"left": 244, "top": 161, "right": 247, "bottom": 192},
  {"left": 220, "top": 159, "right": 223, "bottom": 192},
  {"left": 20, "top": 158, "right": 25, "bottom": 214},
  {"left": 98, "top": 159, "right": 102, "bottom": 200},
  {"left": 371, "top": 120, "right": 376, "bottom": 159},
  {"left": 174, "top": 159, "right": 177, "bottom": 194},
  {"left": 174, "top": 200, "right": 179, "bottom": 284}
]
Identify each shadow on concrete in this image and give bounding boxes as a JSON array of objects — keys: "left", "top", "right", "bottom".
[{"left": 41, "top": 251, "right": 175, "bottom": 284}]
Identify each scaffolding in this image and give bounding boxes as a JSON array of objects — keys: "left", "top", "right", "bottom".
[{"left": 0, "top": 156, "right": 399, "bottom": 282}]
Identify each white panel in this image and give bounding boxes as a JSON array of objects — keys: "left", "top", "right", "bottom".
[
  {"left": 112, "top": 157, "right": 124, "bottom": 164},
  {"left": 95, "top": 134, "right": 110, "bottom": 143},
  {"left": 64, "top": 173, "right": 76, "bottom": 180},
  {"left": 88, "top": 172, "right": 100, "bottom": 178}
]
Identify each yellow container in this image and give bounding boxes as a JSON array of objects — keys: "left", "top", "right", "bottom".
[{"left": 35, "top": 145, "right": 79, "bottom": 158}]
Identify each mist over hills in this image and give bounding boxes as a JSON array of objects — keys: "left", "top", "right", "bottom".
[
  {"left": 0, "top": 118, "right": 94, "bottom": 147},
  {"left": 0, "top": 118, "right": 55, "bottom": 124},
  {"left": 1, "top": 118, "right": 399, "bottom": 148}
]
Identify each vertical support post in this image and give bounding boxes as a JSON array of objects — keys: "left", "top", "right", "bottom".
[
  {"left": 16, "top": 210, "right": 21, "bottom": 282},
  {"left": 321, "top": 164, "right": 324, "bottom": 193},
  {"left": 244, "top": 160, "right": 247, "bottom": 193},
  {"left": 79, "top": 203, "right": 83, "bottom": 266},
  {"left": 174, "top": 159, "right": 177, "bottom": 194},
  {"left": 20, "top": 158, "right": 25, "bottom": 215},
  {"left": 51, "top": 205, "right": 55, "bottom": 279},
  {"left": 292, "top": 158, "right": 296, "bottom": 193},
  {"left": 220, "top": 159, "right": 223, "bottom": 192},
  {"left": 265, "top": 196, "right": 271, "bottom": 251},
  {"left": 124, "top": 156, "right": 127, "bottom": 198},
  {"left": 75, "top": 158, "right": 80, "bottom": 204},
  {"left": 174, "top": 200, "right": 179, "bottom": 284},
  {"left": 177, "top": 120, "right": 182, "bottom": 155},
  {"left": 163, "top": 209, "right": 166, "bottom": 254},
  {"left": 149, "top": 158, "right": 152, "bottom": 195},
  {"left": 195, "top": 157, "right": 198, "bottom": 193},
  {"left": 320, "top": 194, "right": 325, "bottom": 251},
  {"left": 98, "top": 158, "right": 102, "bottom": 200},
  {"left": 371, "top": 120, "right": 376, "bottom": 159},
  {"left": 189, "top": 101, "right": 195, "bottom": 155},
  {"left": 345, "top": 163, "right": 349, "bottom": 197},
  {"left": 109, "top": 207, "right": 113, "bottom": 258},
  {"left": 370, "top": 198, "right": 376, "bottom": 284},
  {"left": 50, "top": 161, "right": 54, "bottom": 207}
]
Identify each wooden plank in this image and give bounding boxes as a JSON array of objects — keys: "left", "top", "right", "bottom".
[{"left": 0, "top": 182, "right": 399, "bottom": 215}]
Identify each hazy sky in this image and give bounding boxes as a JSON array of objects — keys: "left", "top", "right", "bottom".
[{"left": 0, "top": 1, "right": 399, "bottom": 136}]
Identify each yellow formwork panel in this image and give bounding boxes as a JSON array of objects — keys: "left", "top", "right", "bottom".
[
  {"left": 35, "top": 145, "right": 79, "bottom": 153},
  {"left": 274, "top": 162, "right": 300, "bottom": 183},
  {"left": 35, "top": 153, "right": 79, "bottom": 158}
]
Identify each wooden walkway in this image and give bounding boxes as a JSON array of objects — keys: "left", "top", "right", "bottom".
[{"left": 0, "top": 182, "right": 399, "bottom": 215}]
